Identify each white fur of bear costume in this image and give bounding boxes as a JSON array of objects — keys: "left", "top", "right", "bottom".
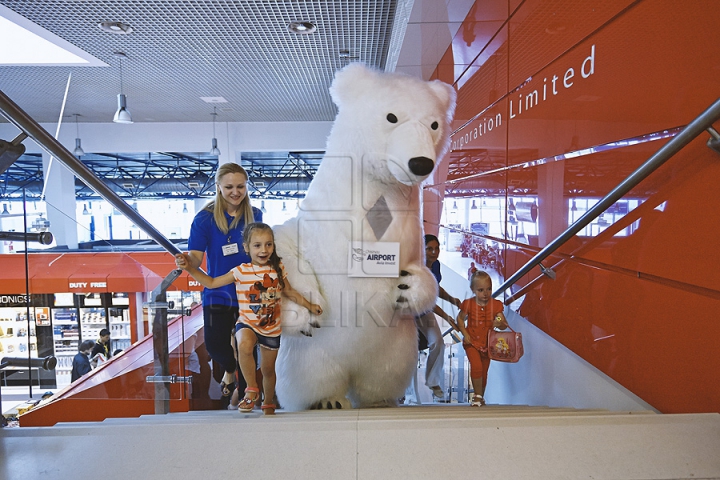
[{"left": 274, "top": 63, "right": 456, "bottom": 410}]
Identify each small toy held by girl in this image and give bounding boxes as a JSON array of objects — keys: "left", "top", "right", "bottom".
[
  {"left": 176, "top": 222, "right": 322, "bottom": 415},
  {"left": 456, "top": 270, "right": 508, "bottom": 407}
]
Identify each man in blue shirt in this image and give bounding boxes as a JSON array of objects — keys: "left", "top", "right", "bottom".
[{"left": 71, "top": 340, "right": 96, "bottom": 382}]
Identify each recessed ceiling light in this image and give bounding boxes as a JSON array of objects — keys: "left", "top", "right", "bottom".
[
  {"left": 288, "top": 21, "right": 316, "bottom": 34},
  {"left": 200, "top": 97, "right": 228, "bottom": 103},
  {"left": 98, "top": 21, "right": 133, "bottom": 35},
  {"left": 339, "top": 49, "right": 359, "bottom": 59}
]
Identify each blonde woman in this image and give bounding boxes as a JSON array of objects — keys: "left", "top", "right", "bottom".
[{"left": 175, "top": 163, "right": 261, "bottom": 399}]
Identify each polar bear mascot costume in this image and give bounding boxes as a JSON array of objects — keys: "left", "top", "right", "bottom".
[{"left": 274, "top": 63, "right": 456, "bottom": 410}]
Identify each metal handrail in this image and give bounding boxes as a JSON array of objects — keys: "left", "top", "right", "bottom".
[
  {"left": 1, "top": 88, "right": 184, "bottom": 414},
  {"left": 0, "top": 89, "right": 182, "bottom": 256},
  {"left": 493, "top": 97, "right": 720, "bottom": 298}
]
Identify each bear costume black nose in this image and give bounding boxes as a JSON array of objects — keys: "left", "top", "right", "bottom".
[{"left": 408, "top": 156, "right": 434, "bottom": 176}]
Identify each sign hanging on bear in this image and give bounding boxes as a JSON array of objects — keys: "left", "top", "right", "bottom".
[{"left": 348, "top": 241, "right": 400, "bottom": 277}]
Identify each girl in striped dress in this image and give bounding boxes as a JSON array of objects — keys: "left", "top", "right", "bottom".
[{"left": 177, "top": 222, "right": 322, "bottom": 415}]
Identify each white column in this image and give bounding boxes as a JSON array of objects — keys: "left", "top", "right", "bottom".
[{"left": 41, "top": 152, "right": 78, "bottom": 248}]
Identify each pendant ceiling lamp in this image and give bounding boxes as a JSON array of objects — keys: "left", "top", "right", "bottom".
[
  {"left": 210, "top": 106, "right": 221, "bottom": 156},
  {"left": 72, "top": 113, "right": 85, "bottom": 156},
  {"left": 113, "top": 52, "right": 133, "bottom": 124}
]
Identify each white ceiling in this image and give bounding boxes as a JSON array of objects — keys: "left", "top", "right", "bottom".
[{"left": 0, "top": 0, "right": 474, "bottom": 125}]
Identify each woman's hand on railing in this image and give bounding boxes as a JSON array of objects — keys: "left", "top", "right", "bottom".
[{"left": 174, "top": 253, "right": 190, "bottom": 270}]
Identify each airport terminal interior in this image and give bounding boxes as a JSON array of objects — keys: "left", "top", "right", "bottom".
[{"left": 1, "top": 0, "right": 719, "bottom": 478}]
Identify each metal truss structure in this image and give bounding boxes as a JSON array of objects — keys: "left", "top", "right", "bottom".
[{"left": 0, "top": 151, "right": 322, "bottom": 200}]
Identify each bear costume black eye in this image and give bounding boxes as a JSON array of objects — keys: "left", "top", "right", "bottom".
[
  {"left": 431, "top": 121, "right": 439, "bottom": 130},
  {"left": 386, "top": 113, "right": 398, "bottom": 123}
]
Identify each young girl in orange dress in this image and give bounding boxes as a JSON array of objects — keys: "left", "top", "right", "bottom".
[
  {"left": 456, "top": 270, "right": 508, "bottom": 406},
  {"left": 177, "top": 222, "right": 322, "bottom": 415}
]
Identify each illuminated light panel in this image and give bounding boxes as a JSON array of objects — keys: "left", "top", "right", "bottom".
[{"left": 0, "top": 4, "right": 106, "bottom": 66}]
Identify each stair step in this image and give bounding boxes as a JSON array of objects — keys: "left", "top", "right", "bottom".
[
  {"left": 6, "top": 410, "right": 718, "bottom": 480},
  {"left": 50, "top": 404, "right": 655, "bottom": 428}
]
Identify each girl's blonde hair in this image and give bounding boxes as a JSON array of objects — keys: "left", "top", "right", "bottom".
[
  {"left": 243, "top": 222, "right": 285, "bottom": 289},
  {"left": 469, "top": 269, "right": 491, "bottom": 288},
  {"left": 204, "top": 163, "right": 255, "bottom": 234}
]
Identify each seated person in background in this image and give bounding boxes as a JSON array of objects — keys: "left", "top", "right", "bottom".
[{"left": 71, "top": 340, "right": 96, "bottom": 382}]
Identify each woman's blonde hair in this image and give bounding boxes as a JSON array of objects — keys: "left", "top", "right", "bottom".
[{"left": 204, "top": 163, "right": 255, "bottom": 234}]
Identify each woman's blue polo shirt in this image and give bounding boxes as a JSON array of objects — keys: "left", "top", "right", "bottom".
[
  {"left": 430, "top": 259, "right": 442, "bottom": 284},
  {"left": 187, "top": 206, "right": 262, "bottom": 307}
]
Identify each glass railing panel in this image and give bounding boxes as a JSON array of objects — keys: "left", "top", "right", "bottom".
[{"left": 0, "top": 194, "right": 211, "bottom": 421}]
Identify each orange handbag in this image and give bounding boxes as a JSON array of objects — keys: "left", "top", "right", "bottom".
[{"left": 488, "top": 326, "right": 524, "bottom": 362}]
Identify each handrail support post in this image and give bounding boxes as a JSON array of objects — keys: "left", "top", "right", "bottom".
[
  {"left": 145, "top": 268, "right": 183, "bottom": 415},
  {"left": 539, "top": 263, "right": 556, "bottom": 280},
  {"left": 11, "top": 132, "right": 28, "bottom": 146},
  {"left": 707, "top": 126, "right": 720, "bottom": 154}
]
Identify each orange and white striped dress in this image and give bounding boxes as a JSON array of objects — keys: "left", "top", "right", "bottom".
[{"left": 231, "top": 262, "right": 286, "bottom": 337}]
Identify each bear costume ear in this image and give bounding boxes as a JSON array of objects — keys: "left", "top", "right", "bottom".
[
  {"left": 428, "top": 80, "right": 457, "bottom": 122},
  {"left": 330, "top": 62, "right": 457, "bottom": 121},
  {"left": 329, "top": 62, "right": 376, "bottom": 107}
]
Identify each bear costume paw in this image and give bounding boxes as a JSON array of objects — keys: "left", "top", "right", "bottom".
[
  {"left": 281, "top": 298, "right": 323, "bottom": 337},
  {"left": 394, "top": 265, "right": 438, "bottom": 315},
  {"left": 309, "top": 397, "right": 352, "bottom": 410}
]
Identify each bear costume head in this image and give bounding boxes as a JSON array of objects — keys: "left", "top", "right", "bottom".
[{"left": 326, "top": 62, "right": 455, "bottom": 186}]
